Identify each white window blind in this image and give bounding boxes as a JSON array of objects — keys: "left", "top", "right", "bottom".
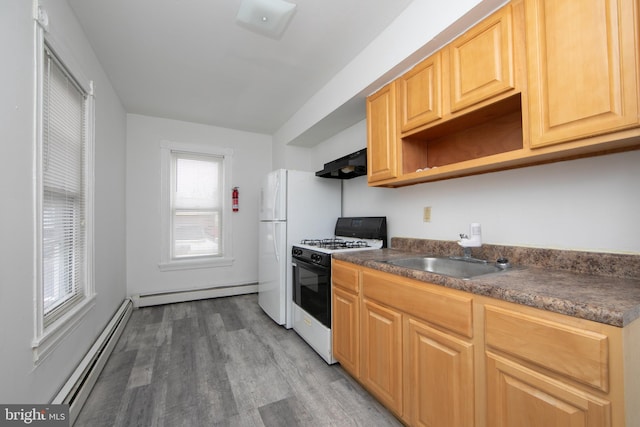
[
  {"left": 171, "top": 152, "right": 223, "bottom": 259},
  {"left": 41, "top": 45, "right": 87, "bottom": 326}
]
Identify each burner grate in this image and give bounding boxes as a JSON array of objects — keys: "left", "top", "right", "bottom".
[{"left": 300, "top": 238, "right": 369, "bottom": 250}]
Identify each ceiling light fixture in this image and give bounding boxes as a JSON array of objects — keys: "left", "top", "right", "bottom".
[{"left": 236, "top": 0, "right": 296, "bottom": 38}]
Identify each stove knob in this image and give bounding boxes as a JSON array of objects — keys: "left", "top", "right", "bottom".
[
  {"left": 293, "top": 248, "right": 302, "bottom": 256},
  {"left": 311, "top": 254, "right": 321, "bottom": 263}
]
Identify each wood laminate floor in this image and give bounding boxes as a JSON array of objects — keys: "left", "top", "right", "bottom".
[{"left": 75, "top": 294, "right": 402, "bottom": 427}]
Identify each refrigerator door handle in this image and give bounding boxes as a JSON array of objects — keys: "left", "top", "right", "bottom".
[
  {"left": 273, "top": 224, "right": 280, "bottom": 264},
  {"left": 260, "top": 187, "right": 264, "bottom": 216},
  {"left": 273, "top": 176, "right": 281, "bottom": 219},
  {"left": 273, "top": 233, "right": 280, "bottom": 263}
]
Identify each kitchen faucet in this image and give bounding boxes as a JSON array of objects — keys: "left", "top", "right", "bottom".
[
  {"left": 453, "top": 223, "right": 487, "bottom": 263},
  {"left": 459, "top": 238, "right": 474, "bottom": 259}
]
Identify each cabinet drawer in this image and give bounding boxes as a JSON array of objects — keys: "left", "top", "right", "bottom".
[
  {"left": 332, "top": 260, "right": 360, "bottom": 293},
  {"left": 485, "top": 305, "right": 609, "bottom": 391},
  {"left": 362, "top": 271, "right": 473, "bottom": 338}
]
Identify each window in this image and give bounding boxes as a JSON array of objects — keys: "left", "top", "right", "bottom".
[
  {"left": 172, "top": 152, "right": 222, "bottom": 259},
  {"left": 160, "top": 142, "right": 233, "bottom": 270},
  {"left": 33, "top": 24, "right": 95, "bottom": 362},
  {"left": 41, "top": 45, "right": 88, "bottom": 324}
]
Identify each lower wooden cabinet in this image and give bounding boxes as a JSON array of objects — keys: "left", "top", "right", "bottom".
[
  {"left": 486, "top": 351, "right": 612, "bottom": 427},
  {"left": 360, "top": 268, "right": 475, "bottom": 424},
  {"left": 406, "top": 317, "right": 475, "bottom": 427},
  {"left": 331, "top": 260, "right": 635, "bottom": 427}
]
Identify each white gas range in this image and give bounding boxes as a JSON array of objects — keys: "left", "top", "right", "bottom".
[{"left": 291, "top": 217, "right": 387, "bottom": 364}]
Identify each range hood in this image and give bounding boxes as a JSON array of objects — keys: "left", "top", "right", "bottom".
[{"left": 316, "top": 148, "right": 367, "bottom": 179}]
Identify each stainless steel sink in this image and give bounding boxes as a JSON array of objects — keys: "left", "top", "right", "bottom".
[{"left": 384, "top": 256, "right": 507, "bottom": 279}]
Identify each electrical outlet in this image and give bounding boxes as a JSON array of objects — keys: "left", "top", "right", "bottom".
[{"left": 423, "top": 206, "right": 431, "bottom": 222}]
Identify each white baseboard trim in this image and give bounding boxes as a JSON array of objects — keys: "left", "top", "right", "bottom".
[
  {"left": 131, "top": 282, "right": 258, "bottom": 308},
  {"left": 52, "top": 298, "right": 133, "bottom": 426}
]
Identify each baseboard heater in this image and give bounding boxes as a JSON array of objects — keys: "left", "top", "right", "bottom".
[
  {"left": 52, "top": 298, "right": 133, "bottom": 426},
  {"left": 132, "top": 282, "right": 258, "bottom": 307}
]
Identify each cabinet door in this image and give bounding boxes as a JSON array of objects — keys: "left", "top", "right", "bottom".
[
  {"left": 361, "top": 299, "right": 403, "bottom": 416},
  {"left": 366, "top": 82, "right": 398, "bottom": 183},
  {"left": 525, "top": 0, "right": 639, "bottom": 148},
  {"left": 486, "top": 351, "right": 612, "bottom": 427},
  {"left": 398, "top": 53, "right": 442, "bottom": 133},
  {"left": 406, "top": 318, "right": 475, "bottom": 427},
  {"left": 449, "top": 4, "right": 515, "bottom": 113},
  {"left": 332, "top": 287, "right": 359, "bottom": 377}
]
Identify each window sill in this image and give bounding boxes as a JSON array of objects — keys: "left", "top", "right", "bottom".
[
  {"left": 32, "top": 294, "right": 96, "bottom": 364},
  {"left": 158, "top": 257, "right": 234, "bottom": 272}
]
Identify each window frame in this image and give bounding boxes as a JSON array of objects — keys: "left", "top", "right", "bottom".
[
  {"left": 159, "top": 141, "right": 234, "bottom": 271},
  {"left": 32, "top": 8, "right": 96, "bottom": 364}
]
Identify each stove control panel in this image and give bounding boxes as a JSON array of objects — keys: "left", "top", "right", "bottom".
[{"left": 291, "top": 246, "right": 331, "bottom": 267}]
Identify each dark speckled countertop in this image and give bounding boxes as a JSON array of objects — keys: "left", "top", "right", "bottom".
[{"left": 332, "top": 238, "right": 640, "bottom": 327}]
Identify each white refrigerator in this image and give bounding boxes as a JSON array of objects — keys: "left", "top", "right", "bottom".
[{"left": 258, "top": 169, "right": 341, "bottom": 328}]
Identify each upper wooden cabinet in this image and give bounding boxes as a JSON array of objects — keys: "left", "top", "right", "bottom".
[
  {"left": 368, "top": 1, "right": 527, "bottom": 187},
  {"left": 449, "top": 4, "right": 515, "bottom": 113},
  {"left": 396, "top": 4, "right": 517, "bottom": 136},
  {"left": 398, "top": 52, "right": 442, "bottom": 133},
  {"left": 525, "top": 0, "right": 639, "bottom": 148},
  {"left": 365, "top": 0, "right": 640, "bottom": 188},
  {"left": 366, "top": 81, "right": 398, "bottom": 183}
]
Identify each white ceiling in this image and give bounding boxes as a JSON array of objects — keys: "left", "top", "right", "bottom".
[{"left": 67, "top": 0, "right": 415, "bottom": 136}]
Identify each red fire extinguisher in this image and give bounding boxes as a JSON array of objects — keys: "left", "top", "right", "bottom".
[{"left": 232, "top": 187, "right": 239, "bottom": 212}]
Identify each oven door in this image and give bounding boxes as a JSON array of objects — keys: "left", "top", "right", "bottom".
[{"left": 292, "top": 257, "right": 331, "bottom": 328}]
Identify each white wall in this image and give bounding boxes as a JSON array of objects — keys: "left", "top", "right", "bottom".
[
  {"left": 272, "top": 140, "right": 315, "bottom": 171},
  {"left": 319, "top": 121, "right": 640, "bottom": 254},
  {"left": 0, "top": 0, "right": 127, "bottom": 402},
  {"left": 126, "top": 114, "right": 272, "bottom": 297}
]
